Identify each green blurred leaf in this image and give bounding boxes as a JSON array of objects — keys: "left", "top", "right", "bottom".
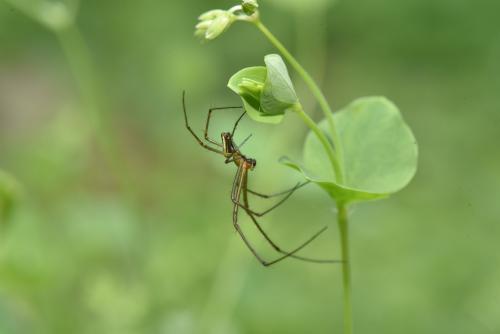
[
  {"left": 228, "top": 66, "right": 284, "bottom": 124},
  {"left": 3, "top": 0, "right": 75, "bottom": 30},
  {"left": 281, "top": 97, "right": 418, "bottom": 203},
  {"left": 0, "top": 170, "right": 22, "bottom": 222}
]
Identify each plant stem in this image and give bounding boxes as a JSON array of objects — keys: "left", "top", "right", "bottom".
[
  {"left": 254, "top": 19, "right": 344, "bottom": 184},
  {"left": 293, "top": 104, "right": 339, "bottom": 177},
  {"left": 337, "top": 203, "right": 352, "bottom": 334},
  {"left": 254, "top": 18, "right": 353, "bottom": 333}
]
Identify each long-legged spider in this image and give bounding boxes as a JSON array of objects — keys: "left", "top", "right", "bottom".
[{"left": 182, "top": 92, "right": 341, "bottom": 266}]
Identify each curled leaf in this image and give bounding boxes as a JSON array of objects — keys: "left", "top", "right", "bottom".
[
  {"left": 261, "top": 54, "right": 298, "bottom": 115},
  {"left": 227, "top": 54, "right": 297, "bottom": 123},
  {"left": 228, "top": 66, "right": 284, "bottom": 124}
]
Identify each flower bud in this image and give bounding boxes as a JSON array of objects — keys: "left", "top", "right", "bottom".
[
  {"left": 195, "top": 10, "right": 236, "bottom": 40},
  {"left": 198, "top": 9, "right": 226, "bottom": 21}
]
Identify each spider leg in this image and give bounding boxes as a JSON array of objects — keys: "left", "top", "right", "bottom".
[
  {"left": 233, "top": 182, "right": 310, "bottom": 217},
  {"left": 231, "top": 167, "right": 329, "bottom": 266},
  {"left": 247, "top": 181, "right": 311, "bottom": 198},
  {"left": 241, "top": 177, "right": 342, "bottom": 264},
  {"left": 235, "top": 134, "right": 252, "bottom": 150},
  {"left": 204, "top": 105, "right": 242, "bottom": 147},
  {"left": 231, "top": 109, "right": 247, "bottom": 137},
  {"left": 182, "top": 91, "right": 224, "bottom": 155}
]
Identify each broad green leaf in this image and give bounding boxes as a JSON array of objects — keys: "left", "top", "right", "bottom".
[
  {"left": 227, "top": 66, "right": 284, "bottom": 124},
  {"left": 261, "top": 54, "right": 298, "bottom": 115},
  {"left": 281, "top": 97, "right": 418, "bottom": 203}
]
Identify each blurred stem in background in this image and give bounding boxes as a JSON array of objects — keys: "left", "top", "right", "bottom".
[
  {"left": 1, "top": 0, "right": 137, "bottom": 205},
  {"left": 55, "top": 26, "right": 136, "bottom": 202},
  {"left": 0, "top": 169, "right": 21, "bottom": 236}
]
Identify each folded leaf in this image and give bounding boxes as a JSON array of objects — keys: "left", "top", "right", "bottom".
[
  {"left": 227, "top": 54, "right": 298, "bottom": 124},
  {"left": 227, "top": 66, "right": 284, "bottom": 124},
  {"left": 261, "top": 54, "right": 298, "bottom": 115}
]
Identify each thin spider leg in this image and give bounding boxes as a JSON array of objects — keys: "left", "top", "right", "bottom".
[
  {"left": 230, "top": 165, "right": 274, "bottom": 263},
  {"left": 236, "top": 134, "right": 252, "bottom": 150},
  {"left": 231, "top": 163, "right": 244, "bottom": 199},
  {"left": 204, "top": 105, "right": 242, "bottom": 146},
  {"left": 243, "top": 210, "right": 341, "bottom": 263},
  {"left": 232, "top": 167, "right": 328, "bottom": 266},
  {"left": 182, "top": 91, "right": 224, "bottom": 155},
  {"left": 247, "top": 181, "right": 311, "bottom": 199},
  {"left": 241, "top": 176, "right": 341, "bottom": 264},
  {"left": 231, "top": 110, "right": 247, "bottom": 137},
  {"left": 232, "top": 181, "right": 305, "bottom": 217}
]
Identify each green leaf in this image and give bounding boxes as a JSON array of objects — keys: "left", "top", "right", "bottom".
[
  {"left": 227, "top": 54, "right": 298, "bottom": 124},
  {"left": 227, "top": 66, "right": 284, "bottom": 124},
  {"left": 261, "top": 54, "right": 298, "bottom": 115},
  {"left": 281, "top": 97, "right": 418, "bottom": 203}
]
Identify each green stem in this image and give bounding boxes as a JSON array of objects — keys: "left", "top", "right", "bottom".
[
  {"left": 254, "top": 19, "right": 344, "bottom": 183},
  {"left": 338, "top": 203, "right": 352, "bottom": 334},
  {"left": 293, "top": 104, "right": 338, "bottom": 175}
]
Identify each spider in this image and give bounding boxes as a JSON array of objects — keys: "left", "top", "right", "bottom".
[{"left": 182, "top": 91, "right": 341, "bottom": 266}]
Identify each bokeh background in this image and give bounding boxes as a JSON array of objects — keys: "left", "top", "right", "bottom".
[{"left": 1, "top": 0, "right": 499, "bottom": 333}]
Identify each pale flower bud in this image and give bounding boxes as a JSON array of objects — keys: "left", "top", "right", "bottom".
[{"left": 195, "top": 10, "right": 236, "bottom": 40}]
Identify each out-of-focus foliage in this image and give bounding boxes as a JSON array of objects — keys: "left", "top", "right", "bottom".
[
  {"left": 0, "top": 169, "right": 21, "bottom": 223},
  {"left": 0, "top": 0, "right": 499, "bottom": 333}
]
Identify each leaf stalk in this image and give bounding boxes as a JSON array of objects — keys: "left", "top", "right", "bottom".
[{"left": 254, "top": 19, "right": 345, "bottom": 184}]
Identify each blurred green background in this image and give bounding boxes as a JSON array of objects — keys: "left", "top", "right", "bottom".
[{"left": 1, "top": 0, "right": 499, "bottom": 333}]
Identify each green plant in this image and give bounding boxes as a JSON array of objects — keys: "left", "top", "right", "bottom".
[{"left": 196, "top": 1, "right": 418, "bottom": 333}]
